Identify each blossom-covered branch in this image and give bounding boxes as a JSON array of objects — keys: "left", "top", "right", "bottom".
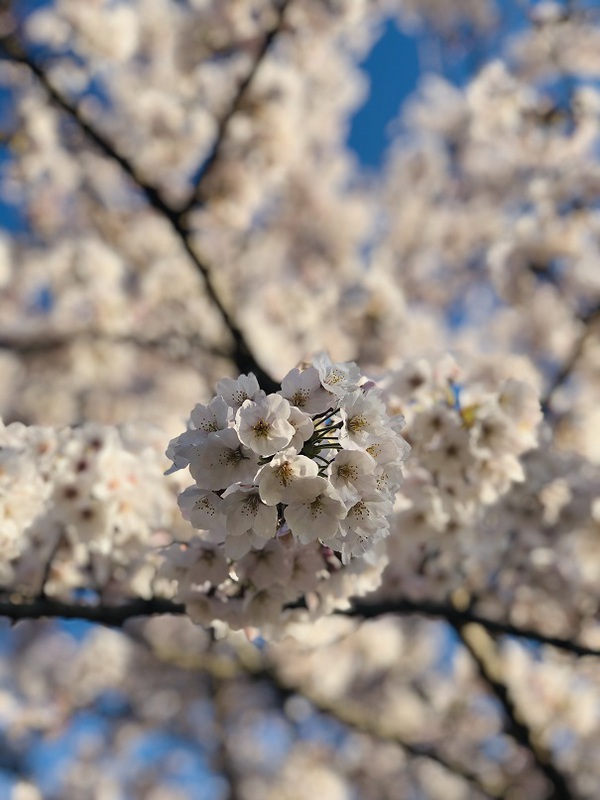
[
  {"left": 455, "top": 624, "right": 576, "bottom": 800},
  {"left": 179, "top": 0, "right": 292, "bottom": 215},
  {"left": 0, "top": 33, "right": 278, "bottom": 391}
]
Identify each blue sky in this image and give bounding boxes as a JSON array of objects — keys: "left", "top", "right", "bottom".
[{"left": 348, "top": 20, "right": 420, "bottom": 168}]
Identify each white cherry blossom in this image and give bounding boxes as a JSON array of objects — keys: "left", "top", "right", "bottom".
[
  {"left": 189, "top": 428, "right": 259, "bottom": 490},
  {"left": 178, "top": 486, "right": 224, "bottom": 532},
  {"left": 189, "top": 395, "right": 230, "bottom": 434},
  {"left": 327, "top": 449, "right": 377, "bottom": 503},
  {"left": 216, "top": 373, "right": 266, "bottom": 410},
  {"left": 221, "top": 484, "right": 278, "bottom": 539},
  {"left": 312, "top": 352, "right": 361, "bottom": 398},
  {"left": 339, "top": 388, "right": 388, "bottom": 450},
  {"left": 288, "top": 406, "right": 315, "bottom": 451},
  {"left": 284, "top": 476, "right": 347, "bottom": 543},
  {"left": 256, "top": 448, "right": 319, "bottom": 506},
  {"left": 280, "top": 366, "right": 335, "bottom": 414},
  {"left": 235, "top": 394, "right": 295, "bottom": 456}
]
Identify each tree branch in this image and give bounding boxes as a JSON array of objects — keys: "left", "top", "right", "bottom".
[
  {"left": 0, "top": 329, "right": 229, "bottom": 362},
  {"left": 179, "top": 0, "right": 292, "bottom": 216},
  {"left": 0, "top": 35, "right": 279, "bottom": 391},
  {"left": 129, "top": 627, "right": 511, "bottom": 800},
  {"left": 343, "top": 597, "right": 600, "bottom": 659},
  {"left": 454, "top": 622, "right": 576, "bottom": 800},
  {"left": 0, "top": 596, "right": 186, "bottom": 626},
  {"left": 2, "top": 594, "right": 600, "bottom": 659},
  {"left": 541, "top": 303, "right": 600, "bottom": 416}
]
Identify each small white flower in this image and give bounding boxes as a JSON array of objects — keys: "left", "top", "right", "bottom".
[
  {"left": 187, "top": 544, "right": 230, "bottom": 587},
  {"left": 237, "top": 539, "right": 293, "bottom": 591},
  {"left": 312, "top": 352, "right": 361, "bottom": 398},
  {"left": 339, "top": 389, "right": 387, "bottom": 449},
  {"left": 224, "top": 529, "right": 265, "bottom": 560},
  {"left": 222, "top": 484, "right": 277, "bottom": 539},
  {"left": 235, "top": 394, "right": 294, "bottom": 456},
  {"left": 327, "top": 449, "right": 377, "bottom": 503},
  {"left": 178, "top": 486, "right": 224, "bottom": 530},
  {"left": 288, "top": 406, "right": 314, "bottom": 451},
  {"left": 280, "top": 366, "right": 334, "bottom": 414},
  {"left": 164, "top": 428, "right": 209, "bottom": 475},
  {"left": 366, "top": 435, "right": 410, "bottom": 467},
  {"left": 284, "top": 476, "right": 347, "bottom": 543},
  {"left": 366, "top": 434, "right": 409, "bottom": 497},
  {"left": 340, "top": 490, "right": 392, "bottom": 539},
  {"left": 256, "top": 448, "right": 319, "bottom": 505},
  {"left": 190, "top": 395, "right": 230, "bottom": 433},
  {"left": 189, "top": 428, "right": 259, "bottom": 490},
  {"left": 216, "top": 373, "right": 265, "bottom": 410}
]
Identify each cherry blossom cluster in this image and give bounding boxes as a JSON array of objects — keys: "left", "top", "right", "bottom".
[
  {"left": 163, "top": 354, "right": 409, "bottom": 631},
  {"left": 378, "top": 356, "right": 544, "bottom": 602},
  {"left": 0, "top": 419, "right": 181, "bottom": 599}
]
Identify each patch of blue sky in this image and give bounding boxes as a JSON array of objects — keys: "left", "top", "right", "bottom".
[
  {"left": 0, "top": 621, "right": 16, "bottom": 656},
  {"left": 0, "top": 772, "right": 18, "bottom": 798},
  {"left": 346, "top": 1, "right": 538, "bottom": 173},
  {"left": 93, "top": 689, "right": 132, "bottom": 718},
  {"left": 57, "top": 617, "right": 99, "bottom": 642},
  {"left": 347, "top": 20, "right": 420, "bottom": 170},
  {"left": 481, "top": 733, "right": 510, "bottom": 761},
  {"left": 28, "top": 284, "right": 55, "bottom": 315},
  {"left": 431, "top": 621, "right": 460, "bottom": 673},
  {"left": 24, "top": 711, "right": 111, "bottom": 796},
  {"left": 296, "top": 708, "right": 348, "bottom": 750},
  {"left": 242, "top": 712, "right": 294, "bottom": 772},
  {"left": 0, "top": 146, "right": 28, "bottom": 235},
  {"left": 120, "top": 729, "right": 223, "bottom": 799}
]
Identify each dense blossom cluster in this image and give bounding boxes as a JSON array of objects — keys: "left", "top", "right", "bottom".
[
  {"left": 163, "top": 354, "right": 409, "bottom": 630},
  {"left": 0, "top": 419, "right": 181, "bottom": 599},
  {"left": 377, "top": 357, "right": 544, "bottom": 602}
]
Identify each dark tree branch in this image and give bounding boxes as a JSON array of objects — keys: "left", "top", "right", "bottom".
[
  {"left": 0, "top": 35, "right": 279, "bottom": 392},
  {"left": 2, "top": 594, "right": 600, "bottom": 659},
  {"left": 454, "top": 623, "right": 576, "bottom": 800},
  {"left": 0, "top": 329, "right": 230, "bottom": 362},
  {"left": 343, "top": 597, "right": 600, "bottom": 658},
  {"left": 178, "top": 0, "right": 291, "bottom": 216},
  {"left": 0, "top": 596, "right": 186, "bottom": 626},
  {"left": 541, "top": 302, "right": 600, "bottom": 415},
  {"left": 282, "top": 675, "right": 511, "bottom": 800}
]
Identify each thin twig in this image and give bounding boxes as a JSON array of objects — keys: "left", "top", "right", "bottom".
[
  {"left": 541, "top": 303, "right": 600, "bottom": 415},
  {"left": 179, "top": 0, "right": 292, "bottom": 216}
]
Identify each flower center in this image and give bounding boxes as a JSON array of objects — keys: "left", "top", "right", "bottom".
[
  {"left": 276, "top": 462, "right": 294, "bottom": 486},
  {"left": 243, "top": 494, "right": 259, "bottom": 515},
  {"left": 309, "top": 497, "right": 324, "bottom": 517},
  {"left": 292, "top": 389, "right": 309, "bottom": 407},
  {"left": 225, "top": 448, "right": 245, "bottom": 465},
  {"left": 325, "top": 370, "right": 344, "bottom": 385},
  {"left": 348, "top": 414, "right": 367, "bottom": 433},
  {"left": 351, "top": 501, "right": 367, "bottom": 520},
  {"left": 252, "top": 419, "right": 271, "bottom": 438}
]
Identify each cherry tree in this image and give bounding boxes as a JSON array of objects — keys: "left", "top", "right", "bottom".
[{"left": 0, "top": 0, "right": 599, "bottom": 797}]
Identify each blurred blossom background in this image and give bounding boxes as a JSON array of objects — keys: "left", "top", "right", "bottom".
[{"left": 2, "top": 1, "right": 600, "bottom": 798}]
